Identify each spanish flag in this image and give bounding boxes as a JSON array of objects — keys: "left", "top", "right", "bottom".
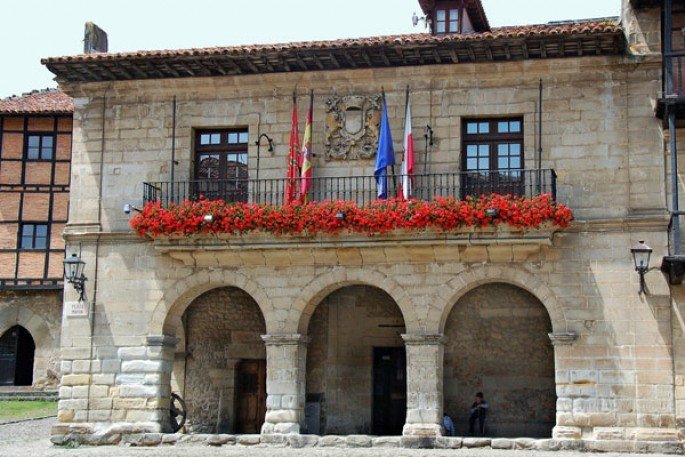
[
  {"left": 286, "top": 93, "right": 300, "bottom": 205},
  {"left": 300, "top": 90, "right": 314, "bottom": 203}
]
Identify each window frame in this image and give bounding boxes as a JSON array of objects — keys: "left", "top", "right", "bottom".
[
  {"left": 24, "top": 133, "right": 55, "bottom": 161},
  {"left": 18, "top": 223, "right": 49, "bottom": 251},
  {"left": 194, "top": 128, "right": 249, "bottom": 181},
  {"left": 461, "top": 118, "right": 524, "bottom": 172},
  {"left": 433, "top": 1, "right": 462, "bottom": 35}
]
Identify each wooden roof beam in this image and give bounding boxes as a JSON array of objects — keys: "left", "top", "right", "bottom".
[
  {"left": 243, "top": 58, "right": 260, "bottom": 73},
  {"left": 449, "top": 48, "right": 459, "bottom": 63},
  {"left": 177, "top": 61, "right": 196, "bottom": 77},
  {"left": 206, "top": 59, "right": 227, "bottom": 76},
  {"left": 262, "top": 57, "right": 275, "bottom": 72},
  {"left": 522, "top": 42, "right": 530, "bottom": 59},
  {"left": 125, "top": 62, "right": 149, "bottom": 78},
  {"left": 294, "top": 53, "right": 309, "bottom": 71},
  {"left": 485, "top": 45, "right": 493, "bottom": 61},
  {"left": 432, "top": 49, "right": 442, "bottom": 64},
  {"left": 312, "top": 54, "right": 325, "bottom": 70},
  {"left": 379, "top": 50, "right": 391, "bottom": 66},
  {"left": 222, "top": 57, "right": 244, "bottom": 75},
  {"left": 342, "top": 50, "right": 358, "bottom": 68},
  {"left": 329, "top": 53, "right": 341, "bottom": 69},
  {"left": 361, "top": 50, "right": 372, "bottom": 66},
  {"left": 193, "top": 59, "right": 214, "bottom": 76}
]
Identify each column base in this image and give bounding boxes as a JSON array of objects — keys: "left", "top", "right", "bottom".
[{"left": 402, "top": 423, "right": 443, "bottom": 437}]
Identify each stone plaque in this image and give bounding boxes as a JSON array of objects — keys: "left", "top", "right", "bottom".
[
  {"left": 65, "top": 300, "right": 89, "bottom": 317},
  {"left": 324, "top": 95, "right": 382, "bottom": 160}
]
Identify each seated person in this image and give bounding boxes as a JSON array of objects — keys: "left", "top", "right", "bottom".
[
  {"left": 443, "top": 414, "right": 456, "bottom": 437},
  {"left": 468, "top": 392, "right": 489, "bottom": 436}
]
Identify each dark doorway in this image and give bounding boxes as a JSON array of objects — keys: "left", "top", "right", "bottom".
[
  {"left": 372, "top": 347, "right": 406, "bottom": 435},
  {"left": 235, "top": 359, "right": 266, "bottom": 434},
  {"left": 0, "top": 326, "right": 35, "bottom": 386}
]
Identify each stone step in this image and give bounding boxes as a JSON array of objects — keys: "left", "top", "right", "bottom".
[{"left": 0, "top": 389, "right": 58, "bottom": 401}]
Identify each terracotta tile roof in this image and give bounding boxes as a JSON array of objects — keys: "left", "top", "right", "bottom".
[
  {"left": 0, "top": 88, "right": 73, "bottom": 114},
  {"left": 43, "top": 20, "right": 621, "bottom": 64},
  {"left": 42, "top": 19, "right": 624, "bottom": 83}
]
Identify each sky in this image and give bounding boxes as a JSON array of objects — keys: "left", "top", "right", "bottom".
[{"left": 1, "top": 0, "right": 620, "bottom": 98}]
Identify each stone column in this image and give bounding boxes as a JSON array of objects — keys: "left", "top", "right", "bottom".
[
  {"left": 548, "top": 332, "right": 582, "bottom": 440},
  {"left": 261, "top": 334, "right": 308, "bottom": 434},
  {"left": 402, "top": 334, "right": 444, "bottom": 437}
]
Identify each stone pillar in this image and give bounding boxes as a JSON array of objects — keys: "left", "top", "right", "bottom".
[
  {"left": 261, "top": 334, "right": 308, "bottom": 434},
  {"left": 402, "top": 334, "right": 444, "bottom": 437},
  {"left": 548, "top": 332, "right": 582, "bottom": 440}
]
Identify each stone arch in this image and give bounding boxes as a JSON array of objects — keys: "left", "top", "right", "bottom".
[
  {"left": 436, "top": 264, "right": 565, "bottom": 334},
  {"left": 0, "top": 305, "right": 54, "bottom": 359},
  {"left": 442, "top": 282, "right": 556, "bottom": 438},
  {"left": 0, "top": 304, "right": 56, "bottom": 386},
  {"left": 295, "top": 268, "right": 416, "bottom": 334},
  {"left": 149, "top": 270, "right": 272, "bottom": 335}
]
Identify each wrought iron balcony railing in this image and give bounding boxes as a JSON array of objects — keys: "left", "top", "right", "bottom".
[
  {"left": 665, "top": 53, "right": 685, "bottom": 98},
  {"left": 143, "top": 169, "right": 557, "bottom": 207}
]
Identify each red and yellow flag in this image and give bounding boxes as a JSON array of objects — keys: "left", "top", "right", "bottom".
[
  {"left": 300, "top": 90, "right": 314, "bottom": 203},
  {"left": 286, "top": 94, "right": 300, "bottom": 205}
]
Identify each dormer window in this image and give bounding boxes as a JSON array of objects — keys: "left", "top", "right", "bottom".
[
  {"left": 418, "top": 0, "right": 490, "bottom": 36},
  {"left": 435, "top": 7, "right": 459, "bottom": 34}
]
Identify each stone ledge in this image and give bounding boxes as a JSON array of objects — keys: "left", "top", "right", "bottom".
[{"left": 49, "top": 432, "right": 685, "bottom": 454}]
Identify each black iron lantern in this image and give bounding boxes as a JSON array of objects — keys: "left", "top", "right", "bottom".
[
  {"left": 631, "top": 241, "right": 652, "bottom": 294},
  {"left": 63, "top": 253, "right": 87, "bottom": 302}
]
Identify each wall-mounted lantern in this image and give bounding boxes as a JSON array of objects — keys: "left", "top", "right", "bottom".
[
  {"left": 63, "top": 253, "right": 87, "bottom": 302},
  {"left": 631, "top": 240, "right": 652, "bottom": 295}
]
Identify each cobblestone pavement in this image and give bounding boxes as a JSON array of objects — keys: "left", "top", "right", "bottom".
[{"left": 0, "top": 418, "right": 677, "bottom": 457}]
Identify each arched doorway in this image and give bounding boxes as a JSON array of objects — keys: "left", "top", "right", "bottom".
[
  {"left": 443, "top": 283, "right": 555, "bottom": 438},
  {"left": 305, "top": 285, "right": 406, "bottom": 435},
  {"left": 180, "top": 287, "right": 266, "bottom": 433},
  {"left": 0, "top": 326, "right": 35, "bottom": 386}
]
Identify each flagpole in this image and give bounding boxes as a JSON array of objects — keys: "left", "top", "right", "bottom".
[
  {"left": 381, "top": 88, "right": 397, "bottom": 196},
  {"left": 403, "top": 85, "right": 409, "bottom": 199}
]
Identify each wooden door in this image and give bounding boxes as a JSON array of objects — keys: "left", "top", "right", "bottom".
[
  {"left": 372, "top": 347, "right": 407, "bottom": 436},
  {"left": 235, "top": 359, "right": 266, "bottom": 434},
  {"left": 0, "top": 326, "right": 34, "bottom": 386},
  {"left": 0, "top": 327, "right": 18, "bottom": 386}
]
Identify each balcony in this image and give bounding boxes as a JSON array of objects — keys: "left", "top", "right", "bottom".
[
  {"left": 138, "top": 169, "right": 565, "bottom": 265},
  {"left": 658, "top": 53, "right": 685, "bottom": 121},
  {"left": 143, "top": 169, "right": 557, "bottom": 207}
]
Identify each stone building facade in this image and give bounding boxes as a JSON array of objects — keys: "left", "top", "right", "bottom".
[
  {"left": 40, "top": 0, "right": 685, "bottom": 451},
  {"left": 0, "top": 89, "right": 73, "bottom": 388}
]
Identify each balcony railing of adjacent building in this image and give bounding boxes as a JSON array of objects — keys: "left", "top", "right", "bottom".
[
  {"left": 665, "top": 53, "right": 685, "bottom": 99},
  {"left": 143, "top": 169, "right": 557, "bottom": 207}
]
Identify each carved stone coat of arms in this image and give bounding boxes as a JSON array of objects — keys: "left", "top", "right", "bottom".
[{"left": 324, "top": 95, "right": 382, "bottom": 160}]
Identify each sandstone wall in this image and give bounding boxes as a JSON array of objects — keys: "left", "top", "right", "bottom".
[
  {"left": 52, "top": 51, "right": 678, "bottom": 443},
  {"left": 182, "top": 287, "right": 266, "bottom": 432},
  {"left": 306, "top": 285, "right": 405, "bottom": 435},
  {"left": 443, "top": 283, "right": 555, "bottom": 438},
  {"left": 0, "top": 289, "right": 62, "bottom": 387}
]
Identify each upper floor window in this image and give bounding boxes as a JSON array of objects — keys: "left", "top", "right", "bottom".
[
  {"left": 194, "top": 129, "right": 249, "bottom": 202},
  {"left": 26, "top": 134, "right": 54, "bottom": 160},
  {"left": 462, "top": 118, "right": 524, "bottom": 197},
  {"left": 19, "top": 223, "right": 48, "bottom": 250},
  {"left": 435, "top": 5, "right": 459, "bottom": 34}
]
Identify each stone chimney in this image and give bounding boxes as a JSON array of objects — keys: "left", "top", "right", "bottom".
[
  {"left": 621, "top": 0, "right": 661, "bottom": 56},
  {"left": 83, "top": 22, "right": 108, "bottom": 54}
]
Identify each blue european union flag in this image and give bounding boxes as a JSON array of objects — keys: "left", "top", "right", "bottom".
[{"left": 374, "top": 98, "right": 395, "bottom": 199}]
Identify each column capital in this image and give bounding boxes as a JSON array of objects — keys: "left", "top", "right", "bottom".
[
  {"left": 261, "top": 333, "right": 310, "bottom": 346},
  {"left": 401, "top": 333, "right": 445, "bottom": 346},
  {"left": 146, "top": 334, "right": 179, "bottom": 348},
  {"left": 548, "top": 332, "right": 578, "bottom": 346}
]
